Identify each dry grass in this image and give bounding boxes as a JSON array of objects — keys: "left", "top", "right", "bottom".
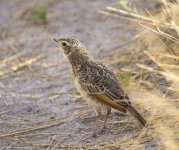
[{"left": 98, "top": 0, "right": 179, "bottom": 149}]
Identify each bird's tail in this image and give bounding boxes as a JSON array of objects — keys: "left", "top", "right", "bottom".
[{"left": 127, "top": 105, "right": 146, "bottom": 126}]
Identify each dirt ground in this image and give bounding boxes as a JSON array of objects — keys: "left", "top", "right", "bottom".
[{"left": 0, "top": 0, "right": 159, "bottom": 149}]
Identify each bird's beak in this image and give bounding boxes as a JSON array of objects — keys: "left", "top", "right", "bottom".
[{"left": 53, "top": 38, "right": 58, "bottom": 43}]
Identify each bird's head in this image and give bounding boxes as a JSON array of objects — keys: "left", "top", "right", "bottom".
[{"left": 53, "top": 37, "right": 87, "bottom": 56}]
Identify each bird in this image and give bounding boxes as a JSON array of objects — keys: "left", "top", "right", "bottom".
[{"left": 53, "top": 37, "right": 147, "bottom": 137}]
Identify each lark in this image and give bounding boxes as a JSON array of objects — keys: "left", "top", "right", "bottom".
[{"left": 54, "top": 37, "right": 146, "bottom": 137}]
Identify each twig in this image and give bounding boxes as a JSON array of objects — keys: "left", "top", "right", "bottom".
[
  {"left": 106, "top": 7, "right": 159, "bottom": 24},
  {"left": 0, "top": 121, "right": 65, "bottom": 139},
  {"left": 0, "top": 53, "right": 49, "bottom": 78}
]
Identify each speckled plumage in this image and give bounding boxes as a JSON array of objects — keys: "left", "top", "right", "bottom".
[{"left": 54, "top": 37, "right": 146, "bottom": 136}]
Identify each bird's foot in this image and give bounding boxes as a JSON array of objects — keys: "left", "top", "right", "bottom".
[
  {"left": 100, "top": 126, "right": 110, "bottom": 133},
  {"left": 92, "top": 131, "right": 97, "bottom": 137}
]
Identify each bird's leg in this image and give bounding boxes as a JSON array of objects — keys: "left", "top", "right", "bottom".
[
  {"left": 103, "top": 109, "right": 111, "bottom": 130},
  {"left": 92, "top": 109, "right": 101, "bottom": 137}
]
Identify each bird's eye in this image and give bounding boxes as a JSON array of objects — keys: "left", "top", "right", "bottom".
[{"left": 62, "top": 42, "right": 67, "bottom": 47}]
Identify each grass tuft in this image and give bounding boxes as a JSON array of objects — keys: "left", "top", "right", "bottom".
[
  {"left": 118, "top": 71, "right": 132, "bottom": 87},
  {"left": 31, "top": 5, "right": 48, "bottom": 25}
]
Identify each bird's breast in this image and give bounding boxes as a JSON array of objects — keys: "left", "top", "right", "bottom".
[
  {"left": 73, "top": 76, "right": 89, "bottom": 97},
  {"left": 73, "top": 76, "right": 109, "bottom": 112}
]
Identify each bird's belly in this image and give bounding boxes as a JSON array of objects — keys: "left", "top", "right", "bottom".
[{"left": 74, "top": 78, "right": 109, "bottom": 112}]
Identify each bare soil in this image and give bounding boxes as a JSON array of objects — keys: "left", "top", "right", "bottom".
[{"left": 0, "top": 0, "right": 158, "bottom": 149}]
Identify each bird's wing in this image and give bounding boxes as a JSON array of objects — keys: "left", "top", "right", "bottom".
[{"left": 78, "top": 62, "right": 130, "bottom": 112}]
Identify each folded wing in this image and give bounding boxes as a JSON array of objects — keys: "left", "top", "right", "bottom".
[{"left": 78, "top": 62, "right": 131, "bottom": 113}]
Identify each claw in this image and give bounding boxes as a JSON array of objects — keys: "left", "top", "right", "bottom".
[{"left": 92, "top": 132, "right": 97, "bottom": 137}]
